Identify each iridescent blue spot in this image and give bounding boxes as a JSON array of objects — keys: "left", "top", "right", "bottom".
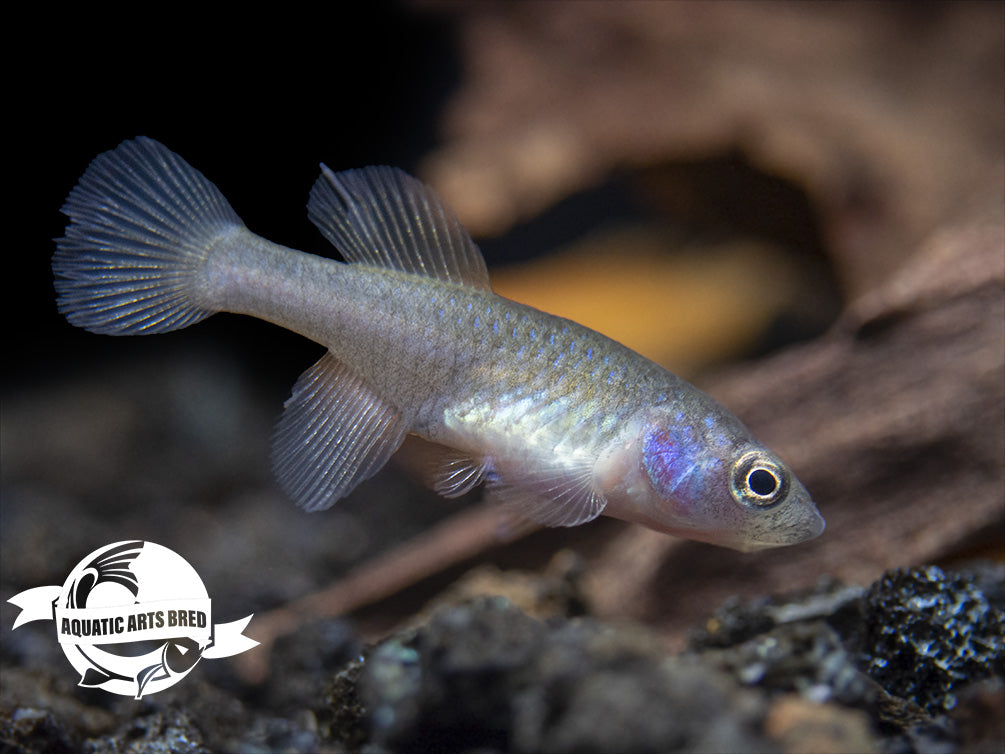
[
  {"left": 474, "top": 316, "right": 480, "bottom": 327},
  {"left": 586, "top": 347, "right": 593, "bottom": 360},
  {"left": 529, "top": 328, "right": 536, "bottom": 340},
  {"left": 493, "top": 321, "right": 499, "bottom": 334},
  {"left": 512, "top": 327, "right": 518, "bottom": 338},
  {"left": 643, "top": 428, "right": 703, "bottom": 502},
  {"left": 643, "top": 430, "right": 682, "bottom": 497},
  {"left": 466, "top": 302, "right": 473, "bottom": 311},
  {"left": 704, "top": 416, "right": 716, "bottom": 430}
]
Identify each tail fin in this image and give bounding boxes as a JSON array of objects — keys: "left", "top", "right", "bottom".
[{"left": 53, "top": 137, "right": 243, "bottom": 335}]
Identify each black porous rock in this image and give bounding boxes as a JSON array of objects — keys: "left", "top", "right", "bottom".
[
  {"left": 859, "top": 565, "right": 1005, "bottom": 715},
  {"left": 688, "top": 562, "right": 1005, "bottom": 753}
]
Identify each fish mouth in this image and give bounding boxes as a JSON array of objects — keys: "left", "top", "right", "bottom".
[
  {"left": 805, "top": 507, "right": 827, "bottom": 539},
  {"left": 728, "top": 504, "right": 826, "bottom": 552},
  {"left": 772, "top": 505, "right": 827, "bottom": 548}
]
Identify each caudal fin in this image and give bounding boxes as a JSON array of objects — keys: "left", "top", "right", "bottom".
[{"left": 53, "top": 137, "right": 244, "bottom": 335}]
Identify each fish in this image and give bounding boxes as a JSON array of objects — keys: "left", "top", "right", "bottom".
[{"left": 53, "top": 137, "right": 825, "bottom": 552}]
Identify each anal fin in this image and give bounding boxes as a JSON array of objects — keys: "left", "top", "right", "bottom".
[
  {"left": 486, "top": 461, "right": 608, "bottom": 528},
  {"left": 272, "top": 352, "right": 406, "bottom": 511}
]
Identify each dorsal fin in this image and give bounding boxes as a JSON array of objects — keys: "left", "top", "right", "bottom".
[{"left": 308, "top": 164, "right": 491, "bottom": 290}]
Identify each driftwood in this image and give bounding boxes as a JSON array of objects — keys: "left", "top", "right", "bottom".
[
  {"left": 423, "top": 0, "right": 1005, "bottom": 641},
  {"left": 236, "top": 2, "right": 1004, "bottom": 675},
  {"left": 237, "top": 205, "right": 1003, "bottom": 676},
  {"left": 586, "top": 209, "right": 1005, "bottom": 644},
  {"left": 422, "top": 1, "right": 1002, "bottom": 300}
]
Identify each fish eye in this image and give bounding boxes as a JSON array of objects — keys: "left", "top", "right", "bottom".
[
  {"left": 730, "top": 452, "right": 788, "bottom": 508},
  {"left": 747, "top": 468, "right": 777, "bottom": 496}
]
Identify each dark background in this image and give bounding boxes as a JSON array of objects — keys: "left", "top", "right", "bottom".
[{"left": 7, "top": 6, "right": 460, "bottom": 392}]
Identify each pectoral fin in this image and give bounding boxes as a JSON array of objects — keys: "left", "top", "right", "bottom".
[
  {"left": 393, "top": 435, "right": 489, "bottom": 499},
  {"left": 272, "top": 352, "right": 407, "bottom": 511},
  {"left": 431, "top": 451, "right": 489, "bottom": 499}
]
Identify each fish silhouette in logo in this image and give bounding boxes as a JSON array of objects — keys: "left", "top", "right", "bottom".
[
  {"left": 135, "top": 636, "right": 203, "bottom": 697},
  {"left": 67, "top": 541, "right": 144, "bottom": 689},
  {"left": 67, "top": 540, "right": 143, "bottom": 610}
]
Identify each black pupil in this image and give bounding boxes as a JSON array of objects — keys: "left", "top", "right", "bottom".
[{"left": 748, "top": 468, "right": 778, "bottom": 496}]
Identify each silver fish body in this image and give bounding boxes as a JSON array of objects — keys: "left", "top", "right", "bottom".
[{"left": 53, "top": 138, "right": 824, "bottom": 551}]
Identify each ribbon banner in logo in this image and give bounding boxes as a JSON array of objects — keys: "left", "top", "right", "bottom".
[{"left": 9, "top": 587, "right": 255, "bottom": 658}]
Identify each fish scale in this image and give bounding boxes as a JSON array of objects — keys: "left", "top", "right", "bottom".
[{"left": 53, "top": 137, "right": 825, "bottom": 551}]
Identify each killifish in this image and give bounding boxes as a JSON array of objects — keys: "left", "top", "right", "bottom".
[{"left": 53, "top": 138, "right": 824, "bottom": 551}]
